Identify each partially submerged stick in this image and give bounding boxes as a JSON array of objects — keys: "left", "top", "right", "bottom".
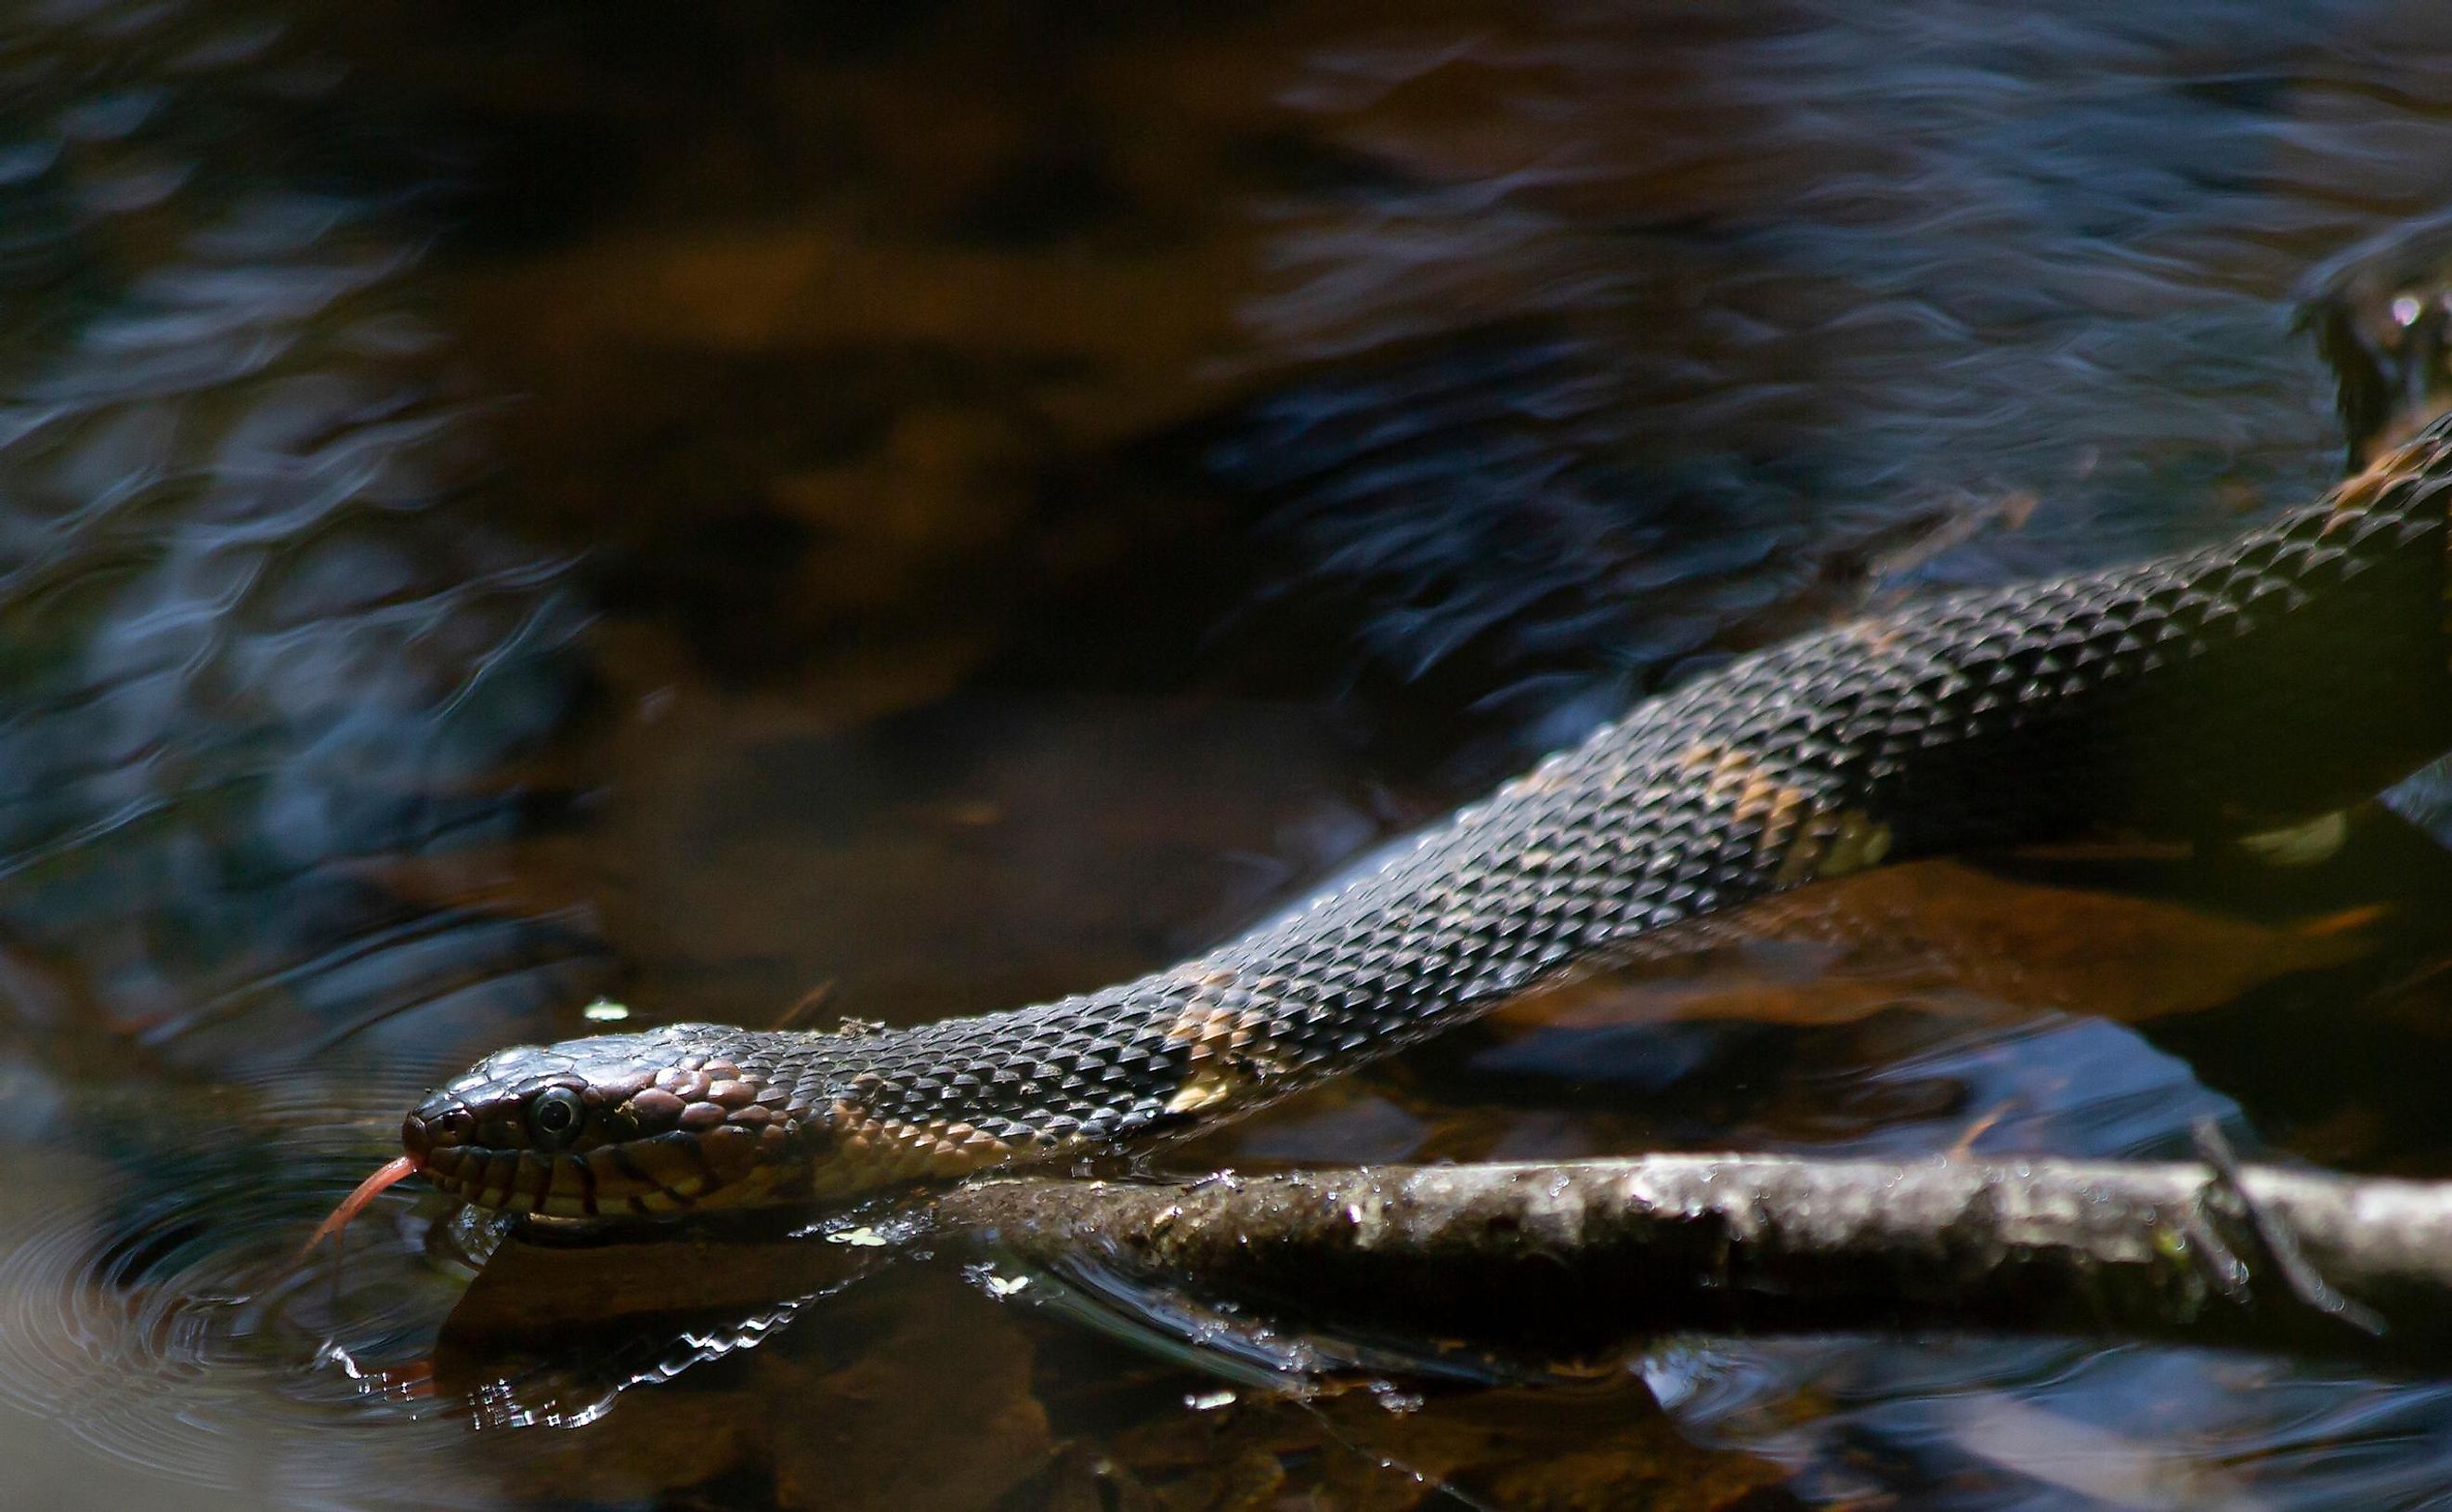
[{"left": 933, "top": 1155, "right": 2452, "bottom": 1364}]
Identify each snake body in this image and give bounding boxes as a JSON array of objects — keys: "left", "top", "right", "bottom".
[{"left": 405, "top": 421, "right": 2452, "bottom": 1219}]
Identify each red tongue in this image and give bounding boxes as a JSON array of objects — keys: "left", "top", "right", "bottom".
[{"left": 302, "top": 1154, "right": 423, "bottom": 1258}]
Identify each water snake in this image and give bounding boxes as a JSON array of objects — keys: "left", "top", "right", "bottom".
[{"left": 360, "top": 416, "right": 2452, "bottom": 1223}]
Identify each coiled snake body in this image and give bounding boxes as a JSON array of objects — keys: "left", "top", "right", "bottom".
[{"left": 395, "top": 421, "right": 2452, "bottom": 1220}]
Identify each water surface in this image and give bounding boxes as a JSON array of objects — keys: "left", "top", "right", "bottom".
[{"left": 11, "top": 0, "right": 2452, "bottom": 1505}]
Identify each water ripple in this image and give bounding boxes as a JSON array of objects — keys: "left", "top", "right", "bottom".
[{"left": 0, "top": 1061, "right": 497, "bottom": 1503}]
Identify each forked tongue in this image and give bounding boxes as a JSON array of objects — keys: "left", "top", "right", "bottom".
[{"left": 302, "top": 1154, "right": 423, "bottom": 1258}]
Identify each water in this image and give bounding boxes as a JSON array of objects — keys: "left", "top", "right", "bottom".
[{"left": 10, "top": 0, "right": 2452, "bottom": 1505}]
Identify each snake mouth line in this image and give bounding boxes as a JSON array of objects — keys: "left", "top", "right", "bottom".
[
  {"left": 304, "top": 1145, "right": 717, "bottom": 1251},
  {"left": 414, "top": 1144, "right": 715, "bottom": 1219}
]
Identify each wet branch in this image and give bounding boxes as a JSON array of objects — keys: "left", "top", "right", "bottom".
[{"left": 933, "top": 1154, "right": 2452, "bottom": 1364}]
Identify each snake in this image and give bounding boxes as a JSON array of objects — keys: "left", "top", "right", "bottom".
[{"left": 322, "top": 414, "right": 2452, "bottom": 1229}]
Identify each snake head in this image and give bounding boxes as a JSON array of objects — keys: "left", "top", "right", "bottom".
[{"left": 403, "top": 1024, "right": 824, "bottom": 1218}]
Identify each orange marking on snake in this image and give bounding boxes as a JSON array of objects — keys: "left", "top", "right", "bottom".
[{"left": 807, "top": 1103, "right": 1026, "bottom": 1198}]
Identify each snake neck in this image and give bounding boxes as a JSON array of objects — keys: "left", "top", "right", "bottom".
[{"left": 756, "top": 423, "right": 2452, "bottom": 1198}]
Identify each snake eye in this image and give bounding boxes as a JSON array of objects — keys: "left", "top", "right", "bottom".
[{"left": 528, "top": 1087, "right": 585, "bottom": 1148}]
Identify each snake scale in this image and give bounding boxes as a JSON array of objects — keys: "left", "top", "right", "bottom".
[{"left": 384, "top": 417, "right": 2452, "bottom": 1221}]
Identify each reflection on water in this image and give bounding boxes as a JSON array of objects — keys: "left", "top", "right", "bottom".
[
  {"left": 0, "top": 1060, "right": 491, "bottom": 1505},
  {"left": 0, "top": 1, "right": 599, "bottom": 1081},
  {"left": 12, "top": 0, "right": 2452, "bottom": 1506}
]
